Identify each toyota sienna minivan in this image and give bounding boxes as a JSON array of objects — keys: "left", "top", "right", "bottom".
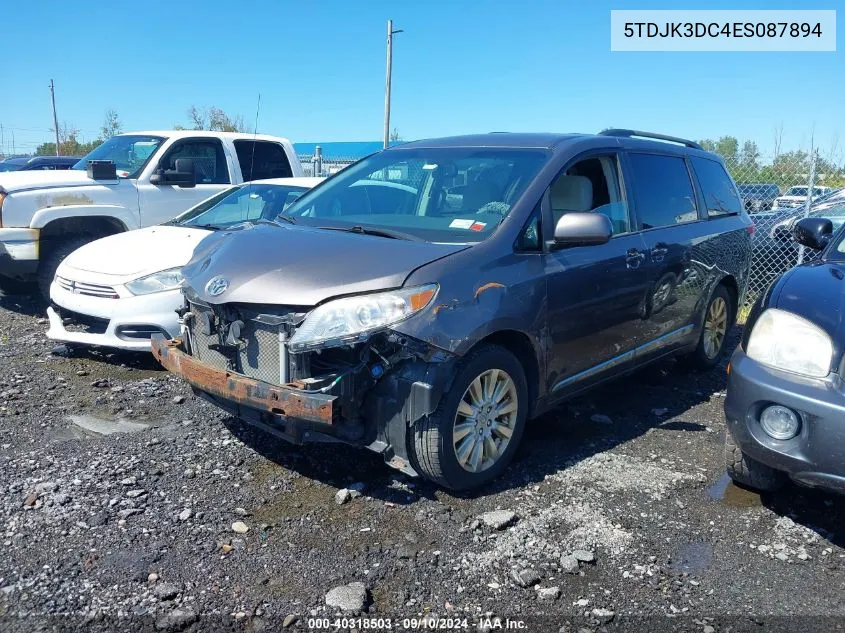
[{"left": 153, "top": 130, "right": 752, "bottom": 490}]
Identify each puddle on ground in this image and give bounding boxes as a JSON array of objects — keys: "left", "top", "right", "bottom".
[
  {"left": 670, "top": 542, "right": 713, "bottom": 574},
  {"left": 69, "top": 414, "right": 149, "bottom": 436},
  {"left": 707, "top": 472, "right": 763, "bottom": 507}
]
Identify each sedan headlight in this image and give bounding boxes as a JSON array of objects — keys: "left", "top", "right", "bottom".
[
  {"left": 288, "top": 284, "right": 438, "bottom": 352},
  {"left": 746, "top": 308, "right": 833, "bottom": 378},
  {"left": 125, "top": 267, "right": 184, "bottom": 295}
]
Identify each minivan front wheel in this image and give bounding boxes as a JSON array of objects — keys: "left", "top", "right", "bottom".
[
  {"left": 411, "top": 344, "right": 528, "bottom": 490},
  {"left": 684, "top": 285, "right": 733, "bottom": 369}
]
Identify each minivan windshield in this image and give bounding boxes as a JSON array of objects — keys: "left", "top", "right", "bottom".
[
  {"left": 73, "top": 135, "right": 164, "bottom": 178},
  {"left": 283, "top": 148, "right": 548, "bottom": 243},
  {"left": 171, "top": 183, "right": 310, "bottom": 230}
]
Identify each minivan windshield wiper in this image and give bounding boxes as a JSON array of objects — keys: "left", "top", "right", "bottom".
[
  {"left": 317, "top": 225, "right": 420, "bottom": 241},
  {"left": 180, "top": 223, "right": 221, "bottom": 231}
]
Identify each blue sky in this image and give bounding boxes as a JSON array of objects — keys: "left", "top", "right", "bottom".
[{"left": 1, "top": 0, "right": 841, "bottom": 158}]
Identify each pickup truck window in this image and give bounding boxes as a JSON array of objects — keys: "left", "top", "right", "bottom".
[
  {"left": 234, "top": 140, "right": 294, "bottom": 181},
  {"left": 72, "top": 135, "right": 164, "bottom": 178},
  {"left": 159, "top": 139, "right": 230, "bottom": 185}
]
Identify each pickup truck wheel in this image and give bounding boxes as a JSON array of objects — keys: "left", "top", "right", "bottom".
[
  {"left": 725, "top": 430, "right": 785, "bottom": 492},
  {"left": 37, "top": 237, "right": 91, "bottom": 301},
  {"left": 682, "top": 285, "right": 733, "bottom": 370},
  {"left": 410, "top": 344, "right": 528, "bottom": 491}
]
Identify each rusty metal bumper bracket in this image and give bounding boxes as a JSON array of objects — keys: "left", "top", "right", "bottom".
[{"left": 150, "top": 335, "right": 336, "bottom": 425}]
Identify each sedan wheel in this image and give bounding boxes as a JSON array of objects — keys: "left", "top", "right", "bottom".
[{"left": 452, "top": 369, "right": 518, "bottom": 473}]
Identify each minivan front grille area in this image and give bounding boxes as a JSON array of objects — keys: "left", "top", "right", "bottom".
[{"left": 185, "top": 301, "right": 298, "bottom": 385}]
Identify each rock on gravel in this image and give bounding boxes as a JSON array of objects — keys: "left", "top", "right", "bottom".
[
  {"left": 232, "top": 521, "right": 249, "bottom": 534},
  {"left": 325, "top": 582, "right": 368, "bottom": 612},
  {"left": 153, "top": 582, "right": 180, "bottom": 601},
  {"left": 283, "top": 614, "right": 299, "bottom": 627},
  {"left": 155, "top": 606, "right": 197, "bottom": 630},
  {"left": 178, "top": 508, "right": 192, "bottom": 521},
  {"left": 591, "top": 608, "right": 615, "bottom": 624},
  {"left": 335, "top": 489, "right": 353, "bottom": 505},
  {"left": 573, "top": 549, "right": 596, "bottom": 563},
  {"left": 537, "top": 586, "right": 560, "bottom": 601},
  {"left": 560, "top": 555, "right": 580, "bottom": 574},
  {"left": 479, "top": 510, "right": 517, "bottom": 530},
  {"left": 511, "top": 568, "right": 542, "bottom": 588}
]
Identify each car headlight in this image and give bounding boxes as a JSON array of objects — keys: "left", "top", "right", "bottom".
[
  {"left": 125, "top": 267, "right": 184, "bottom": 295},
  {"left": 746, "top": 308, "right": 833, "bottom": 378},
  {"left": 288, "top": 284, "right": 438, "bottom": 352}
]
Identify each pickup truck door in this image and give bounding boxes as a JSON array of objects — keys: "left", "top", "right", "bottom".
[{"left": 136, "top": 137, "right": 236, "bottom": 227}]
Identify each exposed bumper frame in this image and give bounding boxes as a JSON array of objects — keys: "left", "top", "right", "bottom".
[{"left": 150, "top": 335, "right": 336, "bottom": 425}]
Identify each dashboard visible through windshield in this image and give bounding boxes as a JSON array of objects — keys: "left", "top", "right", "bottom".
[
  {"left": 283, "top": 148, "right": 548, "bottom": 243},
  {"left": 73, "top": 135, "right": 164, "bottom": 178}
]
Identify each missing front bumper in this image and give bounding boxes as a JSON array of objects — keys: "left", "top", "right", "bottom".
[{"left": 151, "top": 335, "right": 337, "bottom": 425}]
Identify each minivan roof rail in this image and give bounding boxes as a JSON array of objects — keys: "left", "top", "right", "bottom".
[{"left": 599, "top": 128, "right": 703, "bottom": 150}]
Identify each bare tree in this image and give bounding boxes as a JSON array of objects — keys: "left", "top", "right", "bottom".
[
  {"left": 101, "top": 109, "right": 122, "bottom": 139},
  {"left": 183, "top": 106, "right": 244, "bottom": 132},
  {"left": 772, "top": 123, "right": 784, "bottom": 160}
]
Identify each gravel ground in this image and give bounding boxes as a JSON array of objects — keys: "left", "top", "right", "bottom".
[{"left": 1, "top": 285, "right": 843, "bottom": 633}]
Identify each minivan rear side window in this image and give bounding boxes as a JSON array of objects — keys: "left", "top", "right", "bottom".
[
  {"left": 691, "top": 157, "right": 742, "bottom": 218},
  {"left": 627, "top": 153, "right": 698, "bottom": 229},
  {"left": 234, "top": 140, "right": 294, "bottom": 182}
]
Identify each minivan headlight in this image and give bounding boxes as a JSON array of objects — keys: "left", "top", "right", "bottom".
[
  {"left": 125, "top": 268, "right": 184, "bottom": 295},
  {"left": 288, "top": 284, "right": 438, "bottom": 352},
  {"left": 746, "top": 308, "right": 833, "bottom": 378}
]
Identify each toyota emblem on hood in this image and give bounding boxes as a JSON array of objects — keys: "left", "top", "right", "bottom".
[{"left": 205, "top": 276, "right": 229, "bottom": 297}]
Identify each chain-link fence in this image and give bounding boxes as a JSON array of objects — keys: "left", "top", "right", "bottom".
[
  {"left": 724, "top": 149, "right": 845, "bottom": 320},
  {"left": 297, "top": 149, "right": 358, "bottom": 177}
]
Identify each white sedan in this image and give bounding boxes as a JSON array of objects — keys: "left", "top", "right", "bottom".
[{"left": 46, "top": 177, "right": 323, "bottom": 351}]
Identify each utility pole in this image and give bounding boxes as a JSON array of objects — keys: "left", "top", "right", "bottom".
[
  {"left": 50, "top": 79, "right": 60, "bottom": 156},
  {"left": 383, "top": 19, "right": 403, "bottom": 150},
  {"left": 1, "top": 124, "right": 4, "bottom": 157}
]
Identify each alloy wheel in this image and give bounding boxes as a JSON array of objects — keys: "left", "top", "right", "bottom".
[
  {"left": 703, "top": 296, "right": 728, "bottom": 359},
  {"left": 452, "top": 369, "right": 518, "bottom": 473}
]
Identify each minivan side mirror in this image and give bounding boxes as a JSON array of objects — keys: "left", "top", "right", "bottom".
[
  {"left": 150, "top": 158, "right": 196, "bottom": 188},
  {"left": 553, "top": 212, "right": 612, "bottom": 247},
  {"left": 794, "top": 217, "right": 833, "bottom": 251}
]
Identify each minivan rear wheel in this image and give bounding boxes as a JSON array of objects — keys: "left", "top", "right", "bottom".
[
  {"left": 683, "top": 284, "right": 733, "bottom": 369},
  {"left": 410, "top": 344, "right": 528, "bottom": 490}
]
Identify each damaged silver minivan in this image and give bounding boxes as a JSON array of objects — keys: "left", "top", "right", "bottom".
[{"left": 153, "top": 130, "right": 752, "bottom": 490}]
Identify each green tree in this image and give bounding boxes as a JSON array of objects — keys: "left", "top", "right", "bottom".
[
  {"left": 101, "top": 109, "right": 122, "bottom": 139},
  {"left": 36, "top": 123, "right": 101, "bottom": 157},
  {"left": 714, "top": 136, "right": 739, "bottom": 163},
  {"left": 739, "top": 140, "right": 760, "bottom": 171}
]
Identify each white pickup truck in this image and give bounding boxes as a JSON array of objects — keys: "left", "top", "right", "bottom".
[{"left": 0, "top": 130, "right": 302, "bottom": 296}]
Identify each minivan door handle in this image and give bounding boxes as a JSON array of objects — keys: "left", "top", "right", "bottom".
[
  {"left": 651, "top": 243, "right": 669, "bottom": 262},
  {"left": 625, "top": 248, "right": 646, "bottom": 269}
]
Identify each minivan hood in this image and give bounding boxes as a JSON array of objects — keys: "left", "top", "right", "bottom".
[
  {"left": 0, "top": 168, "right": 103, "bottom": 193},
  {"left": 773, "top": 261, "right": 845, "bottom": 345},
  {"left": 183, "top": 223, "right": 469, "bottom": 306},
  {"left": 61, "top": 225, "right": 212, "bottom": 281}
]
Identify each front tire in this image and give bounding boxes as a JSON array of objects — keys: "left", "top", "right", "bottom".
[
  {"left": 725, "top": 430, "right": 785, "bottom": 492},
  {"left": 410, "top": 344, "right": 528, "bottom": 490},
  {"left": 37, "top": 237, "right": 91, "bottom": 301}
]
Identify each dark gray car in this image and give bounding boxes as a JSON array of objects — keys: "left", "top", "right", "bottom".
[
  {"left": 725, "top": 216, "right": 845, "bottom": 495},
  {"left": 153, "top": 130, "right": 753, "bottom": 490}
]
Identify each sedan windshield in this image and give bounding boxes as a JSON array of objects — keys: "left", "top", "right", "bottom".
[
  {"left": 73, "top": 135, "right": 164, "bottom": 178},
  {"left": 283, "top": 148, "right": 548, "bottom": 243},
  {"left": 172, "top": 183, "right": 309, "bottom": 229}
]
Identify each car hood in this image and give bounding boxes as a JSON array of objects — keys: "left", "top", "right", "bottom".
[
  {"left": 60, "top": 225, "right": 212, "bottom": 281},
  {"left": 183, "top": 223, "right": 469, "bottom": 306},
  {"left": 776, "top": 195, "right": 807, "bottom": 202},
  {"left": 0, "top": 168, "right": 108, "bottom": 193},
  {"left": 774, "top": 261, "right": 845, "bottom": 344}
]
